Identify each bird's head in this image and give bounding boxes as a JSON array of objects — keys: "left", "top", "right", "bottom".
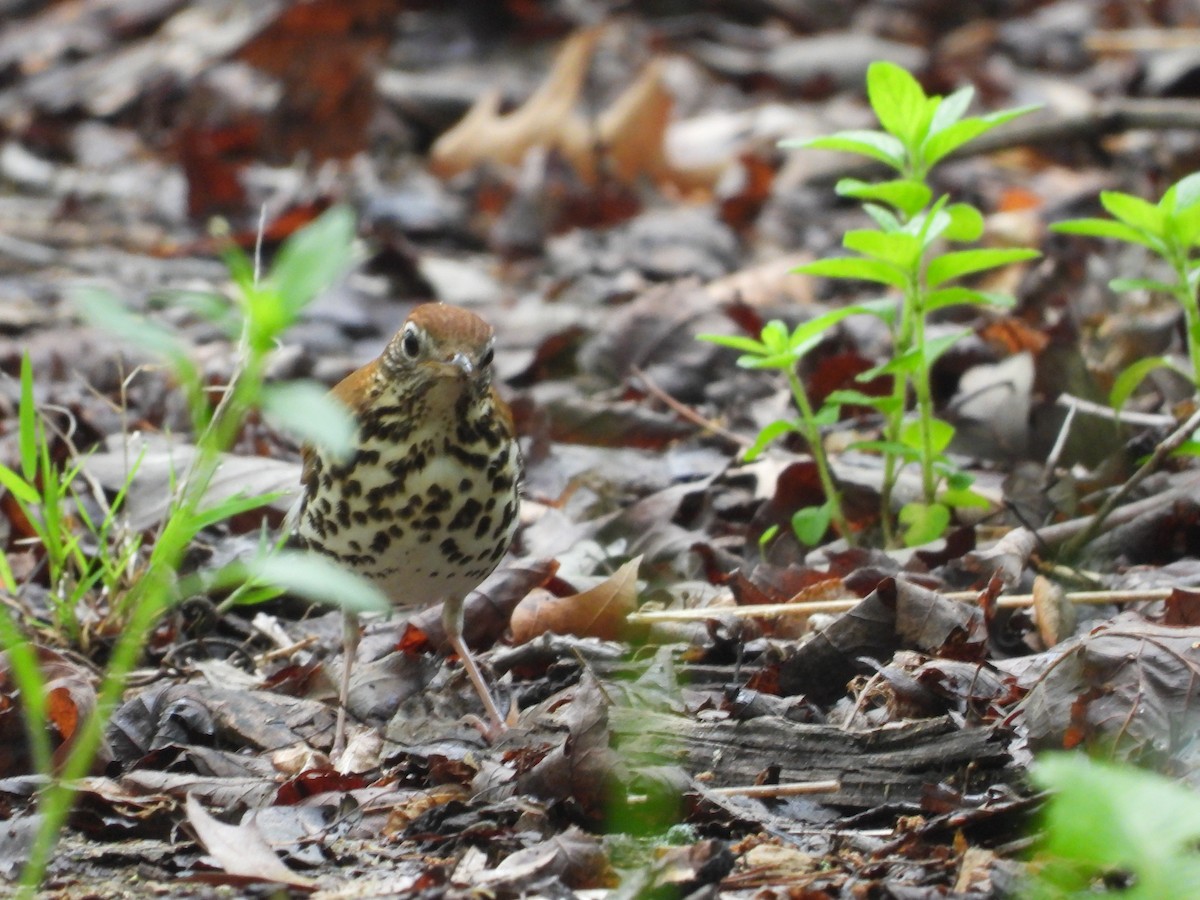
[{"left": 381, "top": 304, "right": 497, "bottom": 393}]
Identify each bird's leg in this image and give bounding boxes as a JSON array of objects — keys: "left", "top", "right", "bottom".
[
  {"left": 333, "top": 608, "right": 360, "bottom": 759},
  {"left": 441, "top": 595, "right": 508, "bottom": 733}
]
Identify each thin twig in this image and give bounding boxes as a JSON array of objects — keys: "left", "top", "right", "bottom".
[
  {"left": 253, "top": 203, "right": 267, "bottom": 285},
  {"left": 1041, "top": 397, "right": 1076, "bottom": 491},
  {"left": 1086, "top": 28, "right": 1200, "bottom": 52},
  {"left": 1054, "top": 392, "right": 1175, "bottom": 428},
  {"left": 255, "top": 635, "right": 319, "bottom": 665},
  {"left": 1061, "top": 406, "right": 1200, "bottom": 557},
  {"left": 1036, "top": 469, "right": 1200, "bottom": 547},
  {"left": 707, "top": 780, "right": 842, "bottom": 798},
  {"left": 626, "top": 587, "right": 1177, "bottom": 625},
  {"left": 629, "top": 364, "right": 749, "bottom": 449}
]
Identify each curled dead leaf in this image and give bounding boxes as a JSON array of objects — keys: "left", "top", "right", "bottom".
[
  {"left": 430, "top": 29, "right": 719, "bottom": 193},
  {"left": 1032, "top": 575, "right": 1075, "bottom": 648},
  {"left": 510, "top": 556, "right": 641, "bottom": 644},
  {"left": 184, "top": 793, "right": 316, "bottom": 890}
]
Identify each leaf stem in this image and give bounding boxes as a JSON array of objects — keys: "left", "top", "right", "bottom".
[{"left": 787, "top": 370, "right": 854, "bottom": 546}]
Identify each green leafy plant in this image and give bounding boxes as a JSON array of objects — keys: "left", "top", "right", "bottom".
[
  {"left": 780, "top": 61, "right": 1040, "bottom": 545},
  {"left": 702, "top": 302, "right": 892, "bottom": 547},
  {"left": 0, "top": 206, "right": 390, "bottom": 894},
  {"left": 0, "top": 355, "right": 144, "bottom": 648},
  {"left": 1029, "top": 753, "right": 1200, "bottom": 898},
  {"left": 1051, "top": 172, "right": 1200, "bottom": 408}
]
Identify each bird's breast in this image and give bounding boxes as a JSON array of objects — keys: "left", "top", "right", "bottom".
[{"left": 298, "top": 395, "right": 521, "bottom": 605}]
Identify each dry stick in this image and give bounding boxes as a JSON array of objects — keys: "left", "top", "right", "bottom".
[
  {"left": 707, "top": 780, "right": 842, "bottom": 798},
  {"left": 629, "top": 364, "right": 749, "bottom": 449},
  {"left": 1037, "top": 468, "right": 1200, "bottom": 548},
  {"left": 1055, "top": 392, "right": 1176, "bottom": 428},
  {"left": 625, "top": 587, "right": 1175, "bottom": 626},
  {"left": 1087, "top": 29, "right": 1200, "bottom": 52},
  {"left": 1060, "top": 406, "right": 1200, "bottom": 558},
  {"left": 1040, "top": 397, "right": 1076, "bottom": 491}
]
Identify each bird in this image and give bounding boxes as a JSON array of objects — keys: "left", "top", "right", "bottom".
[{"left": 294, "top": 303, "right": 522, "bottom": 754}]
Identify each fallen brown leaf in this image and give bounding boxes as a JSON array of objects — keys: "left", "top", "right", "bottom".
[
  {"left": 510, "top": 556, "right": 641, "bottom": 644},
  {"left": 430, "top": 29, "right": 719, "bottom": 193},
  {"left": 184, "top": 793, "right": 316, "bottom": 890}
]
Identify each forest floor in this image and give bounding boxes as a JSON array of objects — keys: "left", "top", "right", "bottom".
[{"left": 2, "top": 1, "right": 1200, "bottom": 897}]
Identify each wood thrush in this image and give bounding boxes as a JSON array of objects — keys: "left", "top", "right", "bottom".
[{"left": 295, "top": 303, "right": 522, "bottom": 752}]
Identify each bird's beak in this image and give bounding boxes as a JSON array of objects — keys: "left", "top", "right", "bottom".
[{"left": 448, "top": 352, "right": 474, "bottom": 377}]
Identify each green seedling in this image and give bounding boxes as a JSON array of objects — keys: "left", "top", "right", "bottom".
[
  {"left": 782, "top": 61, "right": 1039, "bottom": 545},
  {"left": 702, "top": 301, "right": 891, "bottom": 547},
  {"left": 0, "top": 206, "right": 389, "bottom": 894},
  {"left": 0, "top": 354, "right": 143, "bottom": 648},
  {"left": 1029, "top": 753, "right": 1200, "bottom": 898},
  {"left": 1052, "top": 172, "right": 1200, "bottom": 410}
]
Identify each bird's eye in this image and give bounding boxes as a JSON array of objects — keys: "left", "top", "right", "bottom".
[
  {"left": 480, "top": 346, "right": 494, "bottom": 368},
  {"left": 402, "top": 327, "right": 421, "bottom": 359}
]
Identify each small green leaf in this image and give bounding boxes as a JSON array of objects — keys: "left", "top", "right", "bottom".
[
  {"left": 863, "top": 203, "right": 904, "bottom": 233},
  {"left": 925, "top": 248, "right": 1040, "bottom": 289},
  {"left": 859, "top": 348, "right": 915, "bottom": 381},
  {"left": 190, "top": 491, "right": 285, "bottom": 534},
  {"left": 940, "top": 486, "right": 991, "bottom": 509},
  {"left": 743, "top": 419, "right": 799, "bottom": 462},
  {"left": 788, "top": 131, "right": 907, "bottom": 171},
  {"left": 1101, "top": 190, "right": 1165, "bottom": 237},
  {"left": 836, "top": 178, "right": 932, "bottom": 218},
  {"left": 925, "top": 286, "right": 1015, "bottom": 311},
  {"left": 1174, "top": 172, "right": 1200, "bottom": 212},
  {"left": 931, "top": 418, "right": 956, "bottom": 454},
  {"left": 787, "top": 310, "right": 848, "bottom": 352},
  {"left": 73, "top": 288, "right": 207, "bottom": 430},
  {"left": 271, "top": 206, "right": 357, "bottom": 319},
  {"left": 1170, "top": 202, "right": 1200, "bottom": 249},
  {"left": 18, "top": 354, "right": 37, "bottom": 483},
  {"left": 811, "top": 403, "right": 840, "bottom": 427},
  {"left": 0, "top": 463, "right": 39, "bottom": 505},
  {"left": 927, "top": 85, "right": 974, "bottom": 134},
  {"left": 758, "top": 524, "right": 780, "bottom": 548},
  {"left": 922, "top": 105, "right": 1040, "bottom": 169},
  {"left": 844, "top": 229, "right": 922, "bottom": 270},
  {"left": 791, "top": 503, "right": 833, "bottom": 547},
  {"left": 921, "top": 118, "right": 992, "bottom": 169},
  {"left": 898, "top": 417, "right": 955, "bottom": 454},
  {"left": 262, "top": 381, "right": 358, "bottom": 463},
  {"left": 923, "top": 329, "right": 971, "bottom": 366},
  {"left": 795, "top": 257, "right": 909, "bottom": 289},
  {"left": 899, "top": 501, "right": 950, "bottom": 545},
  {"left": 241, "top": 550, "right": 391, "bottom": 614},
  {"left": 1051, "top": 217, "right": 1166, "bottom": 252},
  {"left": 1031, "top": 753, "right": 1200, "bottom": 899},
  {"left": 823, "top": 389, "right": 903, "bottom": 413},
  {"left": 898, "top": 420, "right": 921, "bottom": 449},
  {"left": 757, "top": 321, "right": 793, "bottom": 357},
  {"left": 945, "top": 469, "right": 974, "bottom": 491},
  {"left": 942, "top": 203, "right": 985, "bottom": 242},
  {"left": 166, "top": 289, "right": 240, "bottom": 336},
  {"left": 1172, "top": 440, "right": 1200, "bottom": 458},
  {"left": 867, "top": 61, "right": 929, "bottom": 145},
  {"left": 912, "top": 208, "right": 952, "bottom": 250},
  {"left": 698, "top": 333, "right": 769, "bottom": 355},
  {"left": 1109, "top": 356, "right": 1179, "bottom": 411}
]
